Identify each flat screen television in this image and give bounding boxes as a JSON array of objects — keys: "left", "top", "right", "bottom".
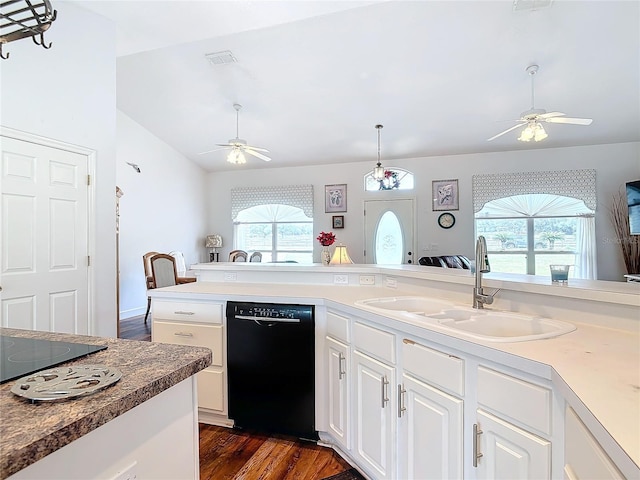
[{"left": 626, "top": 180, "right": 640, "bottom": 235}]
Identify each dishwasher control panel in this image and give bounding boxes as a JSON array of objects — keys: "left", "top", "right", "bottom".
[{"left": 228, "top": 302, "right": 313, "bottom": 321}]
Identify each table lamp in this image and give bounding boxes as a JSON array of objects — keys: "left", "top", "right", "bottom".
[{"left": 205, "top": 235, "right": 222, "bottom": 262}]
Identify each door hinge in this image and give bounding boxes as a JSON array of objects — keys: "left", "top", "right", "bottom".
[
  {"left": 87, "top": 174, "right": 91, "bottom": 186},
  {"left": 87, "top": 255, "right": 91, "bottom": 266}
]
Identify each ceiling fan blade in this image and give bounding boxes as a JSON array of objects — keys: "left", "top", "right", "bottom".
[
  {"left": 244, "top": 145, "right": 269, "bottom": 153},
  {"left": 215, "top": 143, "right": 235, "bottom": 147},
  {"left": 544, "top": 117, "right": 593, "bottom": 125},
  {"left": 538, "top": 111, "right": 565, "bottom": 119},
  {"left": 198, "top": 147, "right": 228, "bottom": 155},
  {"left": 487, "top": 123, "right": 526, "bottom": 141},
  {"left": 244, "top": 149, "right": 271, "bottom": 162}
]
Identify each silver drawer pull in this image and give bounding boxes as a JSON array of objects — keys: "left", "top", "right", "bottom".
[
  {"left": 381, "top": 375, "right": 390, "bottom": 408},
  {"left": 174, "top": 311, "right": 195, "bottom": 315},
  {"left": 473, "top": 423, "right": 483, "bottom": 467},
  {"left": 174, "top": 332, "right": 194, "bottom": 337},
  {"left": 398, "top": 384, "right": 406, "bottom": 418},
  {"left": 338, "top": 352, "right": 346, "bottom": 380}
]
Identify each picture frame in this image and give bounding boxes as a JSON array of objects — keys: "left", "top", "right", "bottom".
[
  {"left": 432, "top": 179, "right": 459, "bottom": 211},
  {"left": 325, "top": 184, "right": 347, "bottom": 213},
  {"left": 332, "top": 215, "right": 344, "bottom": 229}
]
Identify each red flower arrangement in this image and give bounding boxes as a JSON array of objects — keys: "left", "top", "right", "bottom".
[{"left": 317, "top": 231, "right": 336, "bottom": 247}]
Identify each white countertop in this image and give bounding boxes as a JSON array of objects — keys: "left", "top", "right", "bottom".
[{"left": 151, "top": 280, "right": 639, "bottom": 470}]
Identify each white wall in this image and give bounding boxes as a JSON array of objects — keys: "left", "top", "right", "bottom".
[
  {"left": 0, "top": 2, "right": 118, "bottom": 336},
  {"left": 206, "top": 142, "right": 639, "bottom": 281},
  {"left": 116, "top": 111, "right": 208, "bottom": 319}
]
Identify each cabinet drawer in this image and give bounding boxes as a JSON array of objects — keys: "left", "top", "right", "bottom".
[
  {"left": 327, "top": 310, "right": 350, "bottom": 342},
  {"left": 153, "top": 321, "right": 223, "bottom": 367},
  {"left": 477, "top": 366, "right": 551, "bottom": 435},
  {"left": 353, "top": 321, "right": 395, "bottom": 364},
  {"left": 153, "top": 300, "right": 223, "bottom": 324},
  {"left": 402, "top": 339, "right": 464, "bottom": 396}
]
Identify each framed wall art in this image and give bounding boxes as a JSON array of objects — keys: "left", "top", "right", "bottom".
[
  {"left": 325, "top": 184, "right": 347, "bottom": 213},
  {"left": 432, "top": 179, "right": 459, "bottom": 211},
  {"left": 332, "top": 215, "right": 344, "bottom": 229}
]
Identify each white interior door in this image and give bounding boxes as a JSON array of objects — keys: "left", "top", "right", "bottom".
[
  {"left": 1, "top": 135, "right": 90, "bottom": 333},
  {"left": 364, "top": 199, "right": 415, "bottom": 264}
]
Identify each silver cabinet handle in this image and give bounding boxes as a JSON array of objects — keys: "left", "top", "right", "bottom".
[
  {"left": 174, "top": 311, "right": 195, "bottom": 315},
  {"left": 381, "top": 375, "right": 390, "bottom": 408},
  {"left": 473, "top": 423, "right": 483, "bottom": 467},
  {"left": 338, "top": 352, "right": 346, "bottom": 380},
  {"left": 174, "top": 332, "right": 194, "bottom": 337},
  {"left": 398, "top": 384, "right": 406, "bottom": 418}
]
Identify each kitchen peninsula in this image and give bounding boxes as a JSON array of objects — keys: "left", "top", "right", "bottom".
[
  {"left": 0, "top": 328, "right": 211, "bottom": 479},
  {"left": 150, "top": 262, "right": 639, "bottom": 480}
]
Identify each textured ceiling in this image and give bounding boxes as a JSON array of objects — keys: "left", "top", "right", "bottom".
[{"left": 77, "top": 1, "right": 640, "bottom": 172}]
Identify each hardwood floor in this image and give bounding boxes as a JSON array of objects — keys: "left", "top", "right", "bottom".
[
  {"left": 118, "top": 314, "right": 151, "bottom": 341},
  {"left": 199, "top": 425, "right": 360, "bottom": 480},
  {"left": 119, "top": 315, "right": 361, "bottom": 480}
]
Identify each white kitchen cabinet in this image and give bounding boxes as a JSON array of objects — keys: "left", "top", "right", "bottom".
[
  {"left": 564, "top": 406, "right": 624, "bottom": 480},
  {"left": 475, "top": 409, "right": 551, "bottom": 480},
  {"left": 399, "top": 372, "right": 464, "bottom": 480},
  {"left": 152, "top": 299, "right": 228, "bottom": 421},
  {"left": 475, "top": 365, "right": 552, "bottom": 479},
  {"left": 353, "top": 350, "right": 396, "bottom": 480},
  {"left": 399, "top": 337, "right": 465, "bottom": 479},
  {"left": 326, "top": 335, "right": 350, "bottom": 451}
]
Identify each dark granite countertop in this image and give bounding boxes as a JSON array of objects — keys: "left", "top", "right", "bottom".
[{"left": 0, "top": 328, "right": 212, "bottom": 479}]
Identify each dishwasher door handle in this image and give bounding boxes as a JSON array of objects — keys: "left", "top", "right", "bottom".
[{"left": 234, "top": 314, "right": 302, "bottom": 324}]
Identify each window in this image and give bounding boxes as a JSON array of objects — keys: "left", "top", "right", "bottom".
[
  {"left": 235, "top": 204, "right": 313, "bottom": 262},
  {"left": 231, "top": 185, "right": 314, "bottom": 262},
  {"left": 364, "top": 167, "right": 414, "bottom": 191},
  {"left": 475, "top": 194, "right": 595, "bottom": 278},
  {"left": 473, "top": 170, "right": 597, "bottom": 279}
]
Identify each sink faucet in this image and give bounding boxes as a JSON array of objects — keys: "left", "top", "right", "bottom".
[{"left": 473, "top": 235, "right": 499, "bottom": 309}]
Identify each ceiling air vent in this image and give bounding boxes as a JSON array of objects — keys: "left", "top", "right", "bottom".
[
  {"left": 205, "top": 50, "right": 237, "bottom": 66},
  {"left": 513, "top": 0, "right": 553, "bottom": 11}
]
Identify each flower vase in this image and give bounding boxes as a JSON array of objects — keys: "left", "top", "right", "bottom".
[{"left": 321, "top": 247, "right": 331, "bottom": 266}]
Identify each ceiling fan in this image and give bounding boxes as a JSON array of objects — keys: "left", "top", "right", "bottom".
[
  {"left": 487, "top": 64, "right": 593, "bottom": 142},
  {"left": 198, "top": 103, "right": 271, "bottom": 163}
]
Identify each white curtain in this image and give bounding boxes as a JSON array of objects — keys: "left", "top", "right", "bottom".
[
  {"left": 574, "top": 215, "right": 597, "bottom": 279},
  {"left": 476, "top": 194, "right": 593, "bottom": 218}
]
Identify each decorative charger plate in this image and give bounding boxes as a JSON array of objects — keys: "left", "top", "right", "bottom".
[{"left": 10, "top": 364, "right": 122, "bottom": 402}]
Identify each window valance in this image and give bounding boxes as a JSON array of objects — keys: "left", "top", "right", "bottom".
[
  {"left": 472, "top": 169, "right": 596, "bottom": 213},
  {"left": 231, "top": 185, "right": 314, "bottom": 220}
]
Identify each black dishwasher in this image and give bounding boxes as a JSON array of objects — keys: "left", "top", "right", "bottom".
[{"left": 226, "top": 301, "right": 317, "bottom": 440}]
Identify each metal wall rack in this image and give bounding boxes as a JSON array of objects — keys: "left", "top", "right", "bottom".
[{"left": 0, "top": 0, "right": 57, "bottom": 59}]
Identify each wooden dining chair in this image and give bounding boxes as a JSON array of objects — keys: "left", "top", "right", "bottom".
[
  {"left": 229, "top": 250, "right": 248, "bottom": 262},
  {"left": 143, "top": 252, "right": 196, "bottom": 323}
]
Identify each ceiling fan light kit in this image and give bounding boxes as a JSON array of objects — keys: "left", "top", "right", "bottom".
[
  {"left": 198, "top": 103, "right": 271, "bottom": 164},
  {"left": 488, "top": 64, "right": 593, "bottom": 143}
]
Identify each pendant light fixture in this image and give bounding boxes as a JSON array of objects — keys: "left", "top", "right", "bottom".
[{"left": 372, "top": 124, "right": 385, "bottom": 181}]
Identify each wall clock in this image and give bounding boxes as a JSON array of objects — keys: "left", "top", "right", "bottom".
[{"left": 438, "top": 212, "right": 456, "bottom": 229}]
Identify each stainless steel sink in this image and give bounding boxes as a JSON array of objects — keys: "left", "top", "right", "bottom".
[{"left": 355, "top": 297, "right": 576, "bottom": 342}]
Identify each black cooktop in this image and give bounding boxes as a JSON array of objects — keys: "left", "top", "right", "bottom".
[{"left": 0, "top": 335, "right": 107, "bottom": 384}]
